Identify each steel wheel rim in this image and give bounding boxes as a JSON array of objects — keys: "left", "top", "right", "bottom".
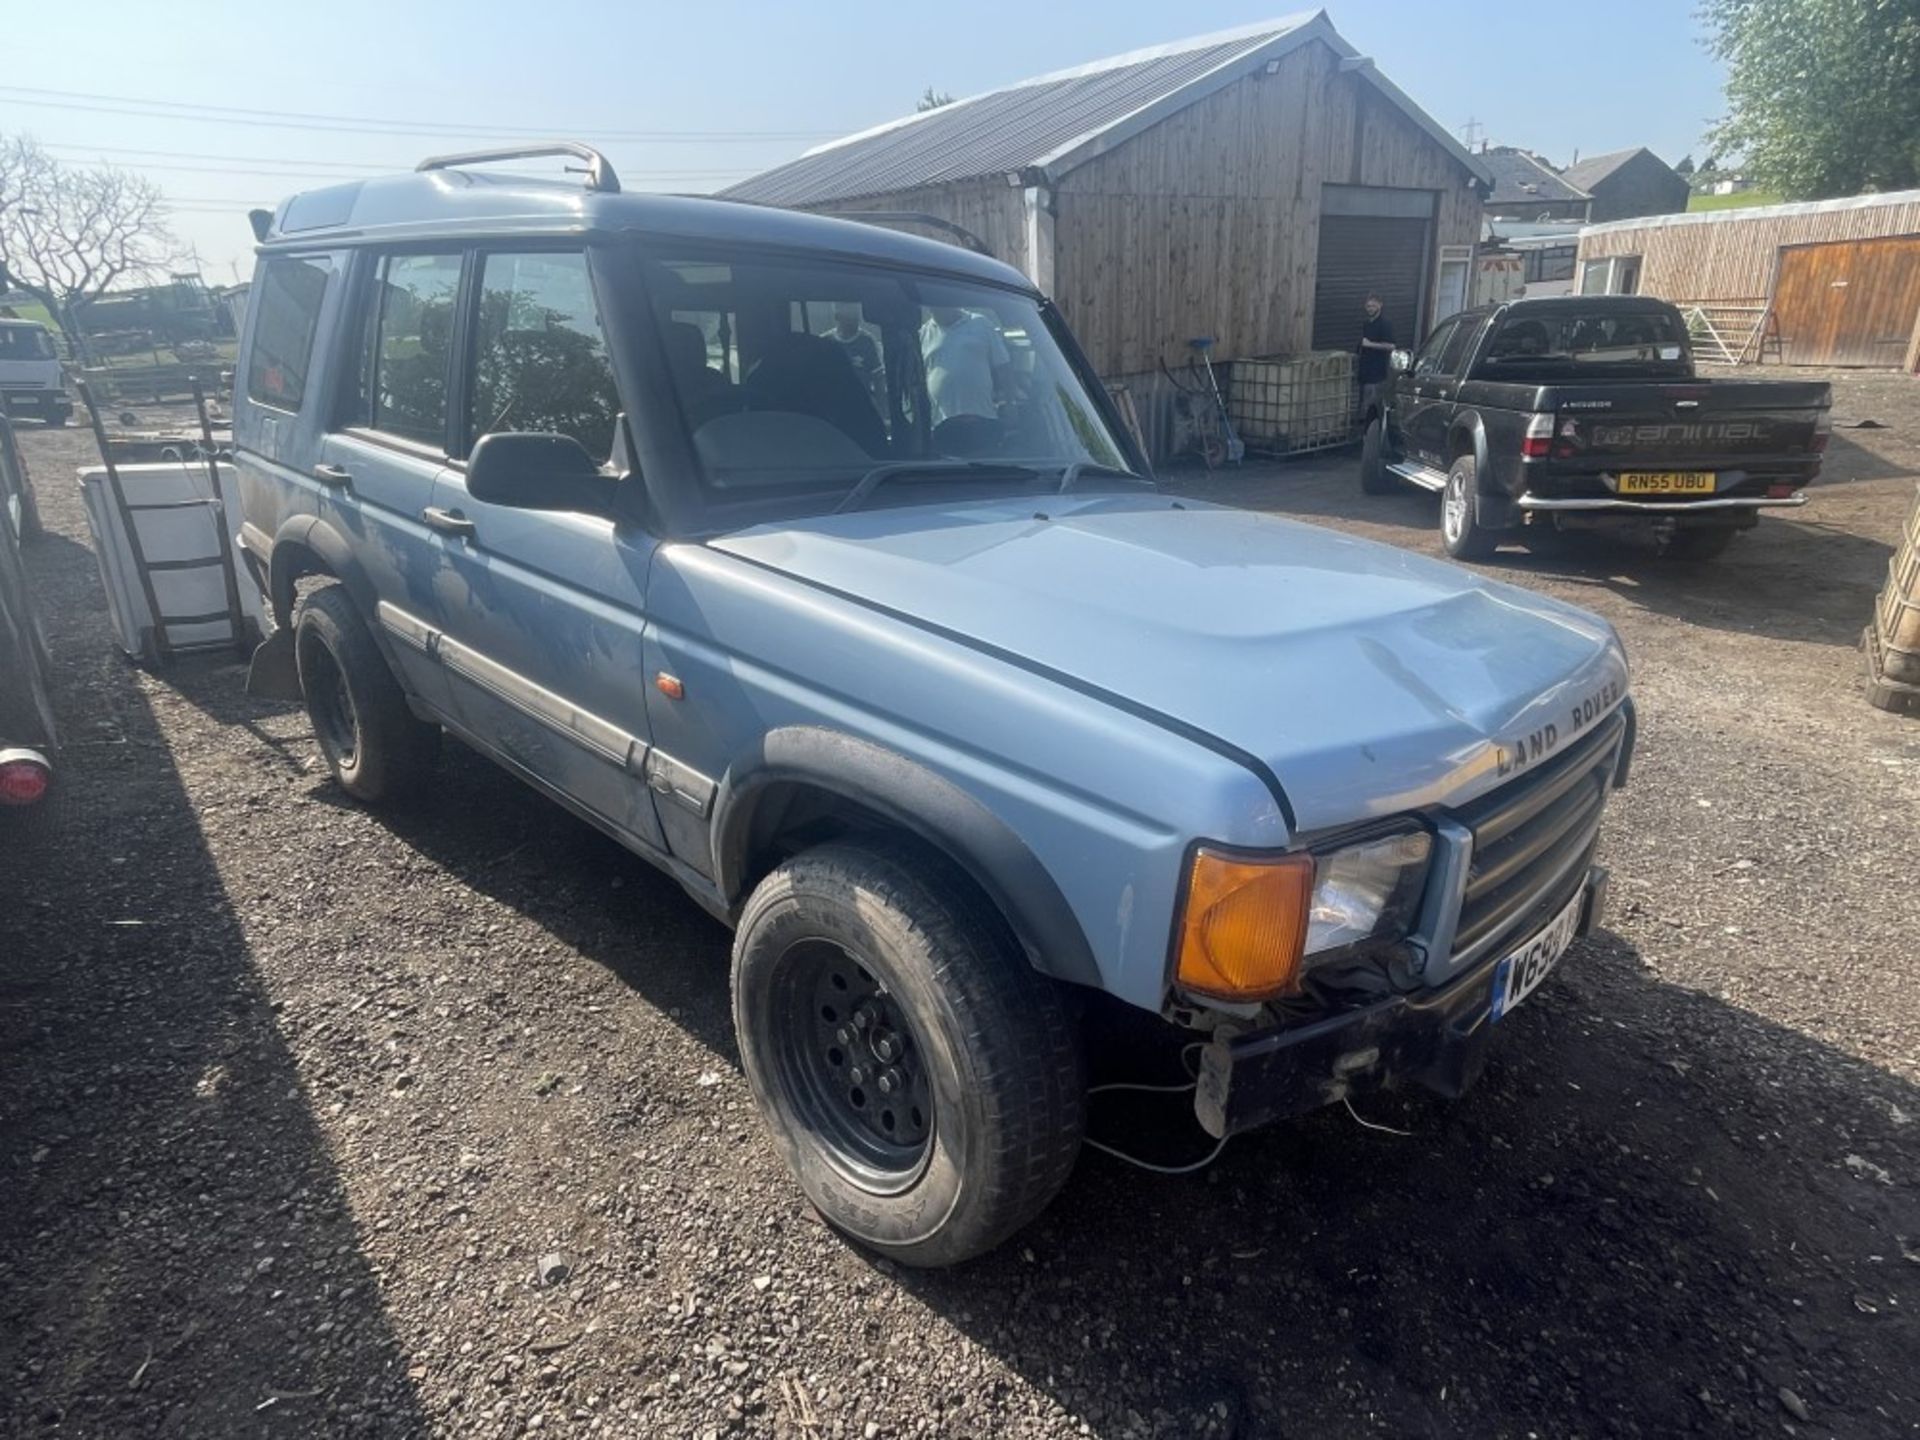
[
  {"left": 768, "top": 939, "right": 935, "bottom": 1195},
  {"left": 309, "top": 646, "right": 360, "bottom": 769},
  {"left": 1443, "top": 473, "right": 1467, "bottom": 542}
]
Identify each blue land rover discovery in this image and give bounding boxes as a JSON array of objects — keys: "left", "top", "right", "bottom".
[{"left": 232, "top": 144, "right": 1632, "bottom": 1266}]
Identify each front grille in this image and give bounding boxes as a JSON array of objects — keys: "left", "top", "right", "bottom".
[{"left": 1450, "top": 709, "right": 1627, "bottom": 964}]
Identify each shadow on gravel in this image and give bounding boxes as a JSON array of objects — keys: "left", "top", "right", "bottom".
[
  {"left": 887, "top": 927, "right": 1920, "bottom": 1438},
  {"left": 366, "top": 740, "right": 739, "bottom": 1058},
  {"left": 1812, "top": 432, "right": 1912, "bottom": 487},
  {"left": 0, "top": 516, "right": 428, "bottom": 1434},
  {"left": 1492, "top": 520, "right": 1894, "bottom": 649}
]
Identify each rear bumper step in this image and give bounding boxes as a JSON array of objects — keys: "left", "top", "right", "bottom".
[{"left": 1518, "top": 495, "right": 1807, "bottom": 513}]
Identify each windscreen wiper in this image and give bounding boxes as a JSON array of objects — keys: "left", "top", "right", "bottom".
[
  {"left": 835, "top": 460, "right": 1047, "bottom": 514},
  {"left": 1057, "top": 461, "right": 1151, "bottom": 494}
]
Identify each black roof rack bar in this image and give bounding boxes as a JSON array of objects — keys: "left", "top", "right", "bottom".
[
  {"left": 416, "top": 142, "right": 620, "bottom": 194},
  {"left": 832, "top": 211, "right": 993, "bottom": 256}
]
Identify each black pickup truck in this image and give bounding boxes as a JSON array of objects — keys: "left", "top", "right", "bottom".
[{"left": 1360, "top": 296, "right": 1832, "bottom": 561}]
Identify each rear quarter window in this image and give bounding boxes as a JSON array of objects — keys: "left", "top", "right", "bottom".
[{"left": 246, "top": 256, "right": 333, "bottom": 412}]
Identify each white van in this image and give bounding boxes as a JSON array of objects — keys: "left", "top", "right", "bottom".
[{"left": 0, "top": 320, "right": 72, "bottom": 427}]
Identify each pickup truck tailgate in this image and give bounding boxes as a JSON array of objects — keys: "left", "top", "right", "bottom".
[{"left": 1544, "top": 380, "right": 1829, "bottom": 471}]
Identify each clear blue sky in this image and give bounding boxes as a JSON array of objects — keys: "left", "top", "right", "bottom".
[{"left": 0, "top": 0, "right": 1725, "bottom": 280}]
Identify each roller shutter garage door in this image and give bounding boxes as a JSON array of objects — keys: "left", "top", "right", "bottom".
[{"left": 1312, "top": 202, "right": 1433, "bottom": 354}]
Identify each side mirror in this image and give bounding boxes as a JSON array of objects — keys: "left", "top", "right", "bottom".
[
  {"left": 466, "top": 432, "right": 617, "bottom": 515},
  {"left": 1389, "top": 349, "right": 1412, "bottom": 375}
]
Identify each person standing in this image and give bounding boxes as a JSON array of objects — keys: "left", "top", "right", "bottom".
[
  {"left": 1356, "top": 292, "right": 1395, "bottom": 423},
  {"left": 922, "top": 306, "right": 1009, "bottom": 425},
  {"left": 826, "top": 301, "right": 885, "bottom": 411}
]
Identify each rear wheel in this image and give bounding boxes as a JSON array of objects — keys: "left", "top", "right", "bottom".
[
  {"left": 732, "top": 842, "right": 1085, "bottom": 1267},
  {"left": 1440, "top": 455, "right": 1497, "bottom": 561},
  {"left": 293, "top": 584, "right": 437, "bottom": 803},
  {"left": 1662, "top": 526, "right": 1737, "bottom": 561},
  {"left": 1359, "top": 418, "right": 1393, "bottom": 495}
]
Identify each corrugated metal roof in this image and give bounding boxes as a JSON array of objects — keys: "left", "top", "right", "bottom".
[
  {"left": 725, "top": 21, "right": 1309, "bottom": 206},
  {"left": 1578, "top": 186, "right": 1920, "bottom": 237},
  {"left": 723, "top": 13, "right": 1486, "bottom": 208},
  {"left": 1481, "top": 147, "right": 1589, "bottom": 207}
]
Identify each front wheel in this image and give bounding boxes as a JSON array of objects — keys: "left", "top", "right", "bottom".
[
  {"left": 732, "top": 842, "right": 1085, "bottom": 1267},
  {"left": 1441, "top": 455, "right": 1497, "bottom": 561}
]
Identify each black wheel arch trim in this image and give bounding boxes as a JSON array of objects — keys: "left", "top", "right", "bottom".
[
  {"left": 711, "top": 726, "right": 1102, "bottom": 989},
  {"left": 266, "top": 514, "right": 380, "bottom": 627}
]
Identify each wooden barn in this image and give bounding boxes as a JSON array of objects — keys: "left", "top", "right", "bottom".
[
  {"left": 724, "top": 12, "right": 1488, "bottom": 454},
  {"left": 1576, "top": 191, "right": 1920, "bottom": 370}
]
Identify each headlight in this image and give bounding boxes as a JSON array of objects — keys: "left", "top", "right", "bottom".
[
  {"left": 1171, "top": 830, "right": 1432, "bottom": 1005},
  {"left": 1305, "top": 831, "right": 1432, "bottom": 958}
]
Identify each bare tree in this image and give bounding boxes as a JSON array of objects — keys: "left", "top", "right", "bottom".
[{"left": 0, "top": 136, "right": 174, "bottom": 364}]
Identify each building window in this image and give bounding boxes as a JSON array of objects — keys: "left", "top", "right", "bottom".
[
  {"left": 1580, "top": 255, "right": 1643, "bottom": 296},
  {"left": 1433, "top": 245, "right": 1473, "bottom": 322}
]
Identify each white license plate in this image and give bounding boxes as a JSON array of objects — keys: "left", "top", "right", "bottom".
[{"left": 1490, "top": 889, "right": 1585, "bottom": 1020}]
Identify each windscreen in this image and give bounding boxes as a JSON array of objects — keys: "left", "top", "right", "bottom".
[
  {"left": 1479, "top": 309, "right": 1690, "bottom": 377},
  {"left": 0, "top": 327, "right": 56, "bottom": 361},
  {"left": 642, "top": 248, "right": 1130, "bottom": 509}
]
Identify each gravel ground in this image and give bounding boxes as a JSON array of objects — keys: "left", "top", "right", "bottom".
[{"left": 3, "top": 370, "right": 1918, "bottom": 1439}]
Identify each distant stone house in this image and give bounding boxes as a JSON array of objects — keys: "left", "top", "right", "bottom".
[
  {"left": 1561, "top": 148, "right": 1690, "bottom": 223},
  {"left": 1481, "top": 147, "right": 1590, "bottom": 222}
]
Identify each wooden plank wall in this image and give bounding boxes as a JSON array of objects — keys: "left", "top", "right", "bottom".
[
  {"left": 1050, "top": 38, "right": 1481, "bottom": 376},
  {"left": 805, "top": 181, "right": 1029, "bottom": 276},
  {"left": 1577, "top": 199, "right": 1920, "bottom": 301},
  {"left": 1771, "top": 236, "right": 1920, "bottom": 366}
]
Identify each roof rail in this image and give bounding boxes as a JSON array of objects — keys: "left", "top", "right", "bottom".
[
  {"left": 416, "top": 142, "right": 621, "bottom": 194},
  {"left": 832, "top": 211, "right": 993, "bottom": 256}
]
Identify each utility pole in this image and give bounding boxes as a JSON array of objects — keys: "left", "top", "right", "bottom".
[{"left": 1459, "top": 116, "right": 1486, "bottom": 152}]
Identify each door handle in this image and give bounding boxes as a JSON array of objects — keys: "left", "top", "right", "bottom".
[
  {"left": 313, "top": 463, "right": 352, "bottom": 488},
  {"left": 422, "top": 506, "right": 476, "bottom": 539}
]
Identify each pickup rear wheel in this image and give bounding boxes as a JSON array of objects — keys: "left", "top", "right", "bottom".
[
  {"left": 1359, "top": 418, "right": 1393, "bottom": 495},
  {"left": 293, "top": 584, "right": 437, "bottom": 804},
  {"left": 732, "top": 841, "right": 1085, "bottom": 1267},
  {"left": 1440, "top": 455, "right": 1497, "bottom": 561}
]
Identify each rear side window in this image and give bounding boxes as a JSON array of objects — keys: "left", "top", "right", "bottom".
[
  {"left": 468, "top": 250, "right": 619, "bottom": 461},
  {"left": 1437, "top": 320, "right": 1478, "bottom": 375},
  {"left": 1481, "top": 307, "right": 1688, "bottom": 377},
  {"left": 1411, "top": 319, "right": 1459, "bottom": 379},
  {"left": 344, "top": 252, "right": 462, "bottom": 448},
  {"left": 246, "top": 256, "right": 331, "bottom": 411}
]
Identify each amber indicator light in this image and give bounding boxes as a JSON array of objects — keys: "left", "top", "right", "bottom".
[{"left": 1173, "top": 849, "right": 1314, "bottom": 1002}]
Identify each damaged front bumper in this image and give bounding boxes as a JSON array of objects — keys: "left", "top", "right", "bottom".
[{"left": 1193, "top": 866, "right": 1609, "bottom": 1138}]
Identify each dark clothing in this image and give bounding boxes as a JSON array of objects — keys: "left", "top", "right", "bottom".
[
  {"left": 1357, "top": 312, "right": 1394, "bottom": 384},
  {"left": 829, "top": 328, "right": 885, "bottom": 404}
]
